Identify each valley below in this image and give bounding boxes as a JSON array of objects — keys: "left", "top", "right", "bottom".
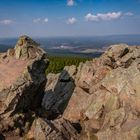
[{"left": 1, "top": 35, "right": 140, "bottom": 57}]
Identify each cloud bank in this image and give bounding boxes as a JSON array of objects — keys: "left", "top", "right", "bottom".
[
  {"left": 124, "top": 12, "right": 134, "bottom": 16},
  {"left": 85, "top": 12, "right": 122, "bottom": 21},
  {"left": 0, "top": 19, "right": 13, "bottom": 25},
  {"left": 85, "top": 11, "right": 134, "bottom": 22}
]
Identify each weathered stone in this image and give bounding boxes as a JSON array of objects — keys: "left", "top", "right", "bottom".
[
  {"left": 27, "top": 118, "right": 79, "bottom": 140},
  {"left": 105, "top": 44, "right": 129, "bottom": 61},
  {"left": 75, "top": 61, "right": 95, "bottom": 89},
  {"left": 0, "top": 35, "right": 49, "bottom": 139},
  {"left": 62, "top": 44, "right": 140, "bottom": 140},
  {"left": 63, "top": 87, "right": 93, "bottom": 122},
  {"left": 7, "top": 49, "right": 15, "bottom": 57},
  {"left": 97, "top": 124, "right": 140, "bottom": 140},
  {"left": 14, "top": 35, "right": 40, "bottom": 60},
  {"left": 42, "top": 66, "right": 76, "bottom": 119}
]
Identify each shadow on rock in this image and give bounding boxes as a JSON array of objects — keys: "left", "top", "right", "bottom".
[
  {"left": 42, "top": 67, "right": 76, "bottom": 120},
  {"left": 0, "top": 134, "right": 5, "bottom": 140}
]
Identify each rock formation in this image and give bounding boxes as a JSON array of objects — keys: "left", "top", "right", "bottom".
[
  {"left": 0, "top": 35, "right": 49, "bottom": 139},
  {"left": 0, "top": 36, "right": 49, "bottom": 114},
  {"left": 0, "top": 36, "right": 140, "bottom": 140},
  {"left": 42, "top": 44, "right": 140, "bottom": 140}
]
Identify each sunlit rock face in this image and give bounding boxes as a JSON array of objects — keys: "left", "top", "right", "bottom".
[
  {"left": 0, "top": 35, "right": 49, "bottom": 116},
  {"left": 39, "top": 43, "right": 140, "bottom": 140},
  {"left": 61, "top": 44, "right": 140, "bottom": 140}
]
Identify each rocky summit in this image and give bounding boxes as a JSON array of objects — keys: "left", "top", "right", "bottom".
[
  {"left": 0, "top": 37, "right": 140, "bottom": 140},
  {"left": 0, "top": 35, "right": 49, "bottom": 139}
]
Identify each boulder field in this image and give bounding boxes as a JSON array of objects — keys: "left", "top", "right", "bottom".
[{"left": 0, "top": 36, "right": 140, "bottom": 140}]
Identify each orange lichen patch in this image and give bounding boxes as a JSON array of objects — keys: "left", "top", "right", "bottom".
[{"left": 0, "top": 56, "right": 28, "bottom": 90}]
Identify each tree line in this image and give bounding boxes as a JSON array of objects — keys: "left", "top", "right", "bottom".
[{"left": 46, "top": 55, "right": 92, "bottom": 74}]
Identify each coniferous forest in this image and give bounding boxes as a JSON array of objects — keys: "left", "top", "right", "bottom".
[{"left": 45, "top": 55, "right": 92, "bottom": 74}]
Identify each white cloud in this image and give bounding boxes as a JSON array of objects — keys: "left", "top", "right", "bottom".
[
  {"left": 67, "top": 0, "right": 74, "bottom": 6},
  {"left": 33, "top": 18, "right": 49, "bottom": 23},
  {"left": 85, "top": 13, "right": 99, "bottom": 21},
  {"left": 66, "top": 17, "right": 77, "bottom": 24},
  {"left": 124, "top": 12, "right": 134, "bottom": 16},
  {"left": 85, "top": 12, "right": 122, "bottom": 21},
  {"left": 0, "top": 19, "right": 13, "bottom": 25}
]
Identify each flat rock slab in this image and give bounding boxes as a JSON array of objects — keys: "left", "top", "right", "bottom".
[{"left": 0, "top": 57, "right": 27, "bottom": 90}]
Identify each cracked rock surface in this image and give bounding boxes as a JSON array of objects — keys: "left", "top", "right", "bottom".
[{"left": 42, "top": 44, "right": 140, "bottom": 140}]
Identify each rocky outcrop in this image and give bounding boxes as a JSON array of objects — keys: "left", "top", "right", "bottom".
[
  {"left": 62, "top": 44, "right": 140, "bottom": 140},
  {"left": 42, "top": 44, "right": 140, "bottom": 140},
  {"left": 0, "top": 36, "right": 49, "bottom": 115},
  {"left": 0, "top": 35, "right": 49, "bottom": 139},
  {"left": 1, "top": 37, "right": 140, "bottom": 140}
]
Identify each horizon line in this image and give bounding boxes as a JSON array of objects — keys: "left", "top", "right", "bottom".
[{"left": 0, "top": 34, "right": 140, "bottom": 39}]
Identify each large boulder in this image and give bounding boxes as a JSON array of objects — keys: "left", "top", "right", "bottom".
[
  {"left": 42, "top": 65, "right": 76, "bottom": 119},
  {"left": 61, "top": 44, "right": 140, "bottom": 140},
  {"left": 63, "top": 58, "right": 111, "bottom": 122}
]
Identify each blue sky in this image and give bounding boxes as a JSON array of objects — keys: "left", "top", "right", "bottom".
[{"left": 0, "top": 0, "right": 140, "bottom": 37}]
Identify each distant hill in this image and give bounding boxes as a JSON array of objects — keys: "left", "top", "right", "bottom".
[
  {"left": 0, "top": 35, "right": 140, "bottom": 57},
  {"left": 0, "top": 44, "right": 12, "bottom": 52}
]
